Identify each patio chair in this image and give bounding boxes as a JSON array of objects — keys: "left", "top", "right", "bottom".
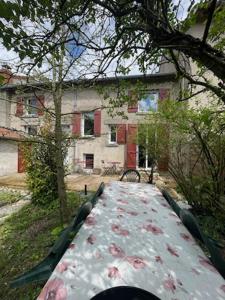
[
  {"left": 120, "top": 169, "right": 141, "bottom": 183},
  {"left": 91, "top": 286, "right": 160, "bottom": 300}
]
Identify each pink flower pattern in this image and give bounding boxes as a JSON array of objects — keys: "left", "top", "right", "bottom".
[
  {"left": 56, "top": 262, "right": 69, "bottom": 273},
  {"left": 167, "top": 244, "right": 179, "bottom": 257},
  {"left": 143, "top": 223, "right": 163, "bottom": 235},
  {"left": 111, "top": 224, "right": 129, "bottom": 236},
  {"left": 85, "top": 216, "right": 96, "bottom": 226},
  {"left": 87, "top": 234, "right": 96, "bottom": 245},
  {"left": 109, "top": 243, "right": 125, "bottom": 258},
  {"left": 180, "top": 233, "right": 192, "bottom": 241},
  {"left": 126, "top": 256, "right": 147, "bottom": 269},
  {"left": 198, "top": 256, "right": 218, "bottom": 273},
  {"left": 38, "top": 182, "right": 225, "bottom": 300},
  {"left": 108, "top": 266, "right": 121, "bottom": 279},
  {"left": 220, "top": 285, "right": 225, "bottom": 293},
  {"left": 38, "top": 278, "right": 67, "bottom": 300},
  {"left": 155, "top": 256, "right": 163, "bottom": 264},
  {"left": 163, "top": 276, "right": 176, "bottom": 294}
]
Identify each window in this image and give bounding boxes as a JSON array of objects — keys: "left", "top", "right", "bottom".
[
  {"left": 82, "top": 112, "right": 94, "bottom": 136},
  {"left": 24, "top": 125, "right": 37, "bottom": 135},
  {"left": 109, "top": 125, "right": 117, "bottom": 143},
  {"left": 137, "top": 145, "right": 154, "bottom": 169},
  {"left": 25, "top": 97, "right": 38, "bottom": 116},
  {"left": 84, "top": 154, "right": 94, "bottom": 169},
  {"left": 138, "top": 92, "right": 158, "bottom": 112}
]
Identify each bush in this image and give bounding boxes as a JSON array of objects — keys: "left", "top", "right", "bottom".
[
  {"left": 23, "top": 120, "right": 70, "bottom": 206},
  {"left": 24, "top": 135, "right": 58, "bottom": 206},
  {"left": 139, "top": 100, "right": 225, "bottom": 223}
]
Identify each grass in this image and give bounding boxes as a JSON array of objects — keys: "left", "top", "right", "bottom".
[
  {"left": 0, "top": 192, "right": 84, "bottom": 300},
  {"left": 0, "top": 191, "right": 23, "bottom": 207}
]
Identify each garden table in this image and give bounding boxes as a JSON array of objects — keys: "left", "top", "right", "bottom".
[{"left": 37, "top": 181, "right": 225, "bottom": 300}]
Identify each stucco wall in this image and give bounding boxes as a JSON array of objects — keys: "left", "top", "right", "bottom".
[
  {"left": 0, "top": 140, "right": 18, "bottom": 176},
  {"left": 186, "top": 23, "right": 220, "bottom": 108},
  {"left": 7, "top": 78, "right": 178, "bottom": 173}
]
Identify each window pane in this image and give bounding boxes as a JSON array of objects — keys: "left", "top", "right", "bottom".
[
  {"left": 138, "top": 145, "right": 146, "bottom": 168},
  {"left": 85, "top": 154, "right": 94, "bottom": 169},
  {"left": 84, "top": 112, "right": 94, "bottom": 135},
  {"left": 26, "top": 98, "right": 38, "bottom": 115},
  {"left": 138, "top": 92, "right": 158, "bottom": 112},
  {"left": 110, "top": 125, "right": 116, "bottom": 142}
]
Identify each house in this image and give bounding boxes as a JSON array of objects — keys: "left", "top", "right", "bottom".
[
  {"left": 0, "top": 65, "right": 28, "bottom": 176},
  {"left": 0, "top": 72, "right": 178, "bottom": 175}
]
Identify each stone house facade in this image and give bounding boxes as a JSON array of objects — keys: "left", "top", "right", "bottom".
[{"left": 0, "top": 72, "right": 178, "bottom": 175}]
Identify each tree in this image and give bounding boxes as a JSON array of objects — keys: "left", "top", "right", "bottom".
[
  {"left": 1, "top": 1, "right": 225, "bottom": 105},
  {"left": 138, "top": 99, "right": 225, "bottom": 222}
]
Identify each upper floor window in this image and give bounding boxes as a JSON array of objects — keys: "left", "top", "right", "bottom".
[
  {"left": 25, "top": 97, "right": 38, "bottom": 116},
  {"left": 82, "top": 112, "right": 94, "bottom": 136},
  {"left": 109, "top": 125, "right": 117, "bottom": 143},
  {"left": 138, "top": 92, "right": 158, "bottom": 112}
]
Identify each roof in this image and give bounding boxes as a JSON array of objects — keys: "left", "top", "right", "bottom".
[
  {"left": 0, "top": 73, "right": 177, "bottom": 91},
  {"left": 0, "top": 127, "right": 23, "bottom": 141}
]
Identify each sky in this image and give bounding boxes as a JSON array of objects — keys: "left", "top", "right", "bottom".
[{"left": 0, "top": 0, "right": 197, "bottom": 78}]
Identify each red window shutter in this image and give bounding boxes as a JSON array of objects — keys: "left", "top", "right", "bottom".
[
  {"left": 15, "top": 97, "right": 24, "bottom": 117},
  {"left": 126, "top": 124, "right": 137, "bottom": 169},
  {"left": 117, "top": 124, "right": 126, "bottom": 144},
  {"left": 72, "top": 112, "right": 81, "bottom": 136},
  {"left": 159, "top": 89, "right": 170, "bottom": 101},
  {"left": 37, "top": 95, "right": 45, "bottom": 116},
  {"left": 128, "top": 90, "right": 138, "bottom": 113},
  {"left": 94, "top": 110, "right": 101, "bottom": 137}
]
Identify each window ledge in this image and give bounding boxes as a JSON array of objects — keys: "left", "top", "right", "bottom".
[
  {"left": 80, "top": 135, "right": 95, "bottom": 140},
  {"left": 106, "top": 143, "right": 119, "bottom": 147},
  {"left": 136, "top": 111, "right": 157, "bottom": 115},
  {"left": 22, "top": 115, "right": 39, "bottom": 118}
]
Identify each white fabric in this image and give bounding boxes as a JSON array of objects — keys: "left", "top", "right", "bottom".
[{"left": 38, "top": 181, "right": 225, "bottom": 300}]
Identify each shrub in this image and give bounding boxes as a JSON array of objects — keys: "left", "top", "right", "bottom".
[
  {"left": 139, "top": 100, "right": 225, "bottom": 223},
  {"left": 23, "top": 124, "right": 68, "bottom": 206}
]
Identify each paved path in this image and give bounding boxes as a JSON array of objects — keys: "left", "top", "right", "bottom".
[
  {"left": 0, "top": 173, "right": 115, "bottom": 191},
  {"left": 0, "top": 199, "right": 30, "bottom": 225}
]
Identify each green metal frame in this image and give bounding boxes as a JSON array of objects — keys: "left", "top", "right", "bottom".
[
  {"left": 162, "top": 189, "right": 225, "bottom": 279},
  {"left": 10, "top": 182, "right": 105, "bottom": 288}
]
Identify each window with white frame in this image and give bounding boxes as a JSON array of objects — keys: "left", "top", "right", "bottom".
[
  {"left": 24, "top": 97, "right": 38, "bottom": 116},
  {"left": 82, "top": 112, "right": 94, "bottom": 136},
  {"left": 138, "top": 91, "right": 158, "bottom": 113},
  {"left": 109, "top": 125, "right": 117, "bottom": 143},
  {"left": 137, "top": 144, "right": 154, "bottom": 169},
  {"left": 24, "top": 125, "right": 37, "bottom": 135}
]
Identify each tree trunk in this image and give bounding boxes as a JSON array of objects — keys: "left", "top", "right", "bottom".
[
  {"left": 54, "top": 96, "right": 69, "bottom": 223},
  {"left": 52, "top": 46, "right": 69, "bottom": 224}
]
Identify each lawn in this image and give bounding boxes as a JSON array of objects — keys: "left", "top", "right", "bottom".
[
  {"left": 0, "top": 190, "right": 23, "bottom": 207},
  {"left": 0, "top": 192, "right": 83, "bottom": 300}
]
